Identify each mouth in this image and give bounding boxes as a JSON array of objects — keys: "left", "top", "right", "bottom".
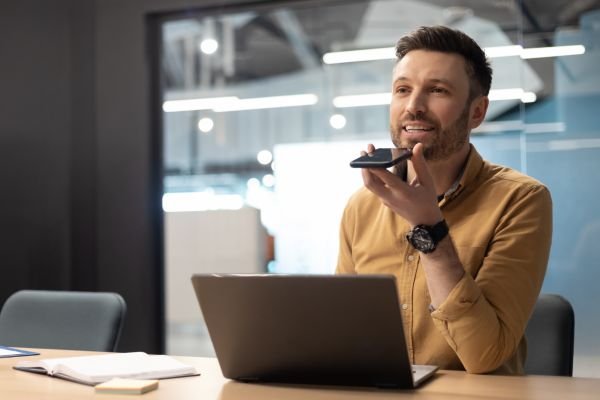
[{"left": 403, "top": 124, "right": 435, "bottom": 133}]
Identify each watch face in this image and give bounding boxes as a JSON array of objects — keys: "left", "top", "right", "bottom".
[{"left": 408, "top": 226, "right": 436, "bottom": 253}]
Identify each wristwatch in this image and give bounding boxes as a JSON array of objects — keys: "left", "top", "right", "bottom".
[{"left": 406, "top": 219, "right": 449, "bottom": 254}]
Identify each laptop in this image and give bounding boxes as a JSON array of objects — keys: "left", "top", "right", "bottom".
[{"left": 191, "top": 273, "right": 438, "bottom": 388}]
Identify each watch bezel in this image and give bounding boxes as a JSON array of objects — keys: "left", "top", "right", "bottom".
[{"left": 406, "top": 225, "right": 436, "bottom": 253}]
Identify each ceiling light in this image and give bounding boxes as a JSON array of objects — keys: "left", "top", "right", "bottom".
[
  {"left": 197, "top": 117, "right": 214, "bottom": 133},
  {"left": 323, "top": 47, "right": 394, "bottom": 64},
  {"left": 257, "top": 150, "right": 273, "bottom": 165},
  {"left": 333, "top": 88, "right": 535, "bottom": 108},
  {"left": 323, "top": 44, "right": 585, "bottom": 64},
  {"left": 212, "top": 94, "right": 318, "bottom": 112},
  {"left": 163, "top": 96, "right": 238, "bottom": 112},
  {"left": 333, "top": 93, "right": 391, "bottom": 108},
  {"left": 164, "top": 94, "right": 317, "bottom": 113},
  {"left": 200, "top": 38, "right": 219, "bottom": 54},
  {"left": 262, "top": 174, "right": 276, "bottom": 188},
  {"left": 521, "top": 92, "right": 537, "bottom": 103},
  {"left": 488, "top": 88, "right": 536, "bottom": 103},
  {"left": 484, "top": 45, "right": 523, "bottom": 58},
  {"left": 329, "top": 114, "right": 347, "bottom": 129},
  {"left": 521, "top": 45, "right": 585, "bottom": 59},
  {"left": 488, "top": 88, "right": 526, "bottom": 101},
  {"left": 247, "top": 178, "right": 261, "bottom": 190}
]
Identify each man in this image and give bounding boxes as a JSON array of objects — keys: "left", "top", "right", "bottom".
[{"left": 336, "top": 26, "right": 552, "bottom": 374}]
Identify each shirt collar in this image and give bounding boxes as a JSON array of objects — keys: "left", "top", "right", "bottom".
[{"left": 439, "top": 144, "right": 484, "bottom": 203}]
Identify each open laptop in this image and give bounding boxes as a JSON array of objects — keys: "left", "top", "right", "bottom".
[{"left": 191, "top": 273, "right": 438, "bottom": 388}]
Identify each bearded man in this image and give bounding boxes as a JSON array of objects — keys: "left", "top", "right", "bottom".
[{"left": 336, "top": 26, "right": 552, "bottom": 375}]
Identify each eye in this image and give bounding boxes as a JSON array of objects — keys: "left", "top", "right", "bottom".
[
  {"left": 431, "top": 87, "right": 448, "bottom": 94},
  {"left": 395, "top": 86, "right": 410, "bottom": 94}
]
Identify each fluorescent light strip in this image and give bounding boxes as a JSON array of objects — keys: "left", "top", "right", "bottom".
[
  {"left": 488, "top": 88, "right": 537, "bottom": 103},
  {"left": 323, "top": 44, "right": 585, "bottom": 64},
  {"left": 162, "top": 96, "right": 238, "bottom": 112},
  {"left": 333, "top": 93, "right": 391, "bottom": 108},
  {"left": 521, "top": 92, "right": 537, "bottom": 103},
  {"left": 521, "top": 45, "right": 585, "bottom": 59},
  {"left": 488, "top": 88, "right": 525, "bottom": 101},
  {"left": 212, "top": 94, "right": 318, "bottom": 112},
  {"left": 334, "top": 88, "right": 534, "bottom": 108},
  {"left": 323, "top": 47, "right": 395, "bottom": 64},
  {"left": 163, "top": 94, "right": 318, "bottom": 113},
  {"left": 484, "top": 45, "right": 523, "bottom": 58},
  {"left": 323, "top": 48, "right": 393, "bottom": 64}
]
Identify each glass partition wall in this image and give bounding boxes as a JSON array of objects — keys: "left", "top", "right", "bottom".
[{"left": 158, "top": 0, "right": 600, "bottom": 377}]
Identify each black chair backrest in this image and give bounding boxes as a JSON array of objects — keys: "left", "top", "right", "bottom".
[
  {"left": 524, "top": 293, "right": 574, "bottom": 376},
  {"left": 0, "top": 290, "right": 126, "bottom": 352}
]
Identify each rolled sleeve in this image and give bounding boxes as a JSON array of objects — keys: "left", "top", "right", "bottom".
[
  {"left": 430, "top": 184, "right": 552, "bottom": 374},
  {"left": 430, "top": 274, "right": 503, "bottom": 371},
  {"left": 431, "top": 273, "right": 482, "bottom": 321}
]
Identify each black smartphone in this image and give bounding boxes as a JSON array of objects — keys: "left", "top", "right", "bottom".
[{"left": 349, "top": 147, "right": 412, "bottom": 168}]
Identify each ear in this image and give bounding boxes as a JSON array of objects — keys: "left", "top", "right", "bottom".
[{"left": 468, "top": 96, "right": 489, "bottom": 130}]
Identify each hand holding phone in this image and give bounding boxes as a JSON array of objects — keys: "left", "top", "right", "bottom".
[{"left": 349, "top": 147, "right": 412, "bottom": 168}]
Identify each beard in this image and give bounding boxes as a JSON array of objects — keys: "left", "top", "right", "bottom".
[{"left": 390, "top": 103, "right": 470, "bottom": 161}]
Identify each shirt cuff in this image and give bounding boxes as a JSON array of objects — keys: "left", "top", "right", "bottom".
[{"left": 430, "top": 273, "right": 482, "bottom": 321}]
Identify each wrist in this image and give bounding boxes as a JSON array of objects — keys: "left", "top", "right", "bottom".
[{"left": 409, "top": 208, "right": 444, "bottom": 228}]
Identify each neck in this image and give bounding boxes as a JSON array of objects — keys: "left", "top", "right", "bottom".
[{"left": 408, "top": 143, "right": 471, "bottom": 196}]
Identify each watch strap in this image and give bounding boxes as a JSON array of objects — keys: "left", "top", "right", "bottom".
[{"left": 428, "top": 219, "right": 449, "bottom": 243}]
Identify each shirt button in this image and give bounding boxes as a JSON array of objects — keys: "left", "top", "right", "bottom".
[
  {"left": 407, "top": 255, "right": 415, "bottom": 262},
  {"left": 402, "top": 304, "right": 409, "bottom": 310}
]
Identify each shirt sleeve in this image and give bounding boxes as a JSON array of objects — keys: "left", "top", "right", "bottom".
[{"left": 430, "top": 184, "right": 552, "bottom": 373}]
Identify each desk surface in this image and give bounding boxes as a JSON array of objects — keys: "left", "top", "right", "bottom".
[{"left": 1, "top": 349, "right": 599, "bottom": 400}]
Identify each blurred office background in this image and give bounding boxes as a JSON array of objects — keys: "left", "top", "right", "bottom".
[{"left": 2, "top": 0, "right": 600, "bottom": 378}]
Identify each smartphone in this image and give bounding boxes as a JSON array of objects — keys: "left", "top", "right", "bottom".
[{"left": 349, "top": 147, "right": 412, "bottom": 168}]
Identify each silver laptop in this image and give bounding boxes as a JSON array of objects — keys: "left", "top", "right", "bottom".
[{"left": 191, "top": 273, "right": 438, "bottom": 388}]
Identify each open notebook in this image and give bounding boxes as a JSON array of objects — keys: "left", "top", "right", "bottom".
[
  {"left": 14, "top": 352, "right": 198, "bottom": 385},
  {"left": 192, "top": 273, "right": 438, "bottom": 388}
]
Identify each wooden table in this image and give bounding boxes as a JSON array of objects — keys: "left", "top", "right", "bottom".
[{"left": 1, "top": 349, "right": 599, "bottom": 399}]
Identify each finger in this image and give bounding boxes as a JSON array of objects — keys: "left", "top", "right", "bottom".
[
  {"left": 362, "top": 168, "right": 390, "bottom": 196},
  {"left": 409, "top": 143, "right": 435, "bottom": 189},
  {"left": 360, "top": 143, "right": 375, "bottom": 156},
  {"left": 359, "top": 143, "right": 376, "bottom": 157},
  {"left": 367, "top": 166, "right": 405, "bottom": 187},
  {"left": 362, "top": 167, "right": 383, "bottom": 186}
]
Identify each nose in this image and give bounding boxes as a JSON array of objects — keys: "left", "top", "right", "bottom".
[{"left": 405, "top": 91, "right": 426, "bottom": 118}]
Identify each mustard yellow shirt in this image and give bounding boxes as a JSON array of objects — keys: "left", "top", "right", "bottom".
[{"left": 336, "top": 145, "right": 552, "bottom": 374}]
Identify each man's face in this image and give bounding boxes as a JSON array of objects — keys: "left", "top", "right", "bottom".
[{"left": 390, "top": 50, "right": 480, "bottom": 161}]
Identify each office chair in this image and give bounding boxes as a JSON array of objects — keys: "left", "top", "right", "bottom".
[
  {"left": 0, "top": 290, "right": 126, "bottom": 351},
  {"left": 524, "top": 293, "right": 574, "bottom": 376}
]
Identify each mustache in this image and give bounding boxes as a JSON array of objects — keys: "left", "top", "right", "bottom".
[{"left": 401, "top": 112, "right": 438, "bottom": 126}]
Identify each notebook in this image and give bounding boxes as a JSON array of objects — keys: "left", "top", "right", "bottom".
[
  {"left": 14, "top": 352, "right": 198, "bottom": 385},
  {"left": 191, "top": 273, "right": 438, "bottom": 388}
]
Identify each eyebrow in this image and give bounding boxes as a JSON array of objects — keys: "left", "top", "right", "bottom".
[{"left": 393, "top": 77, "right": 456, "bottom": 89}]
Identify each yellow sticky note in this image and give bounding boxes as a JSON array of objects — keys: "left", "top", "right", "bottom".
[{"left": 95, "top": 378, "right": 159, "bottom": 394}]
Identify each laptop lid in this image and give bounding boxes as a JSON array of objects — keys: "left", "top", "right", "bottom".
[{"left": 191, "top": 274, "right": 437, "bottom": 388}]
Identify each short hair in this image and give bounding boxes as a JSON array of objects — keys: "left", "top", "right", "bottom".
[{"left": 395, "top": 26, "right": 492, "bottom": 99}]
